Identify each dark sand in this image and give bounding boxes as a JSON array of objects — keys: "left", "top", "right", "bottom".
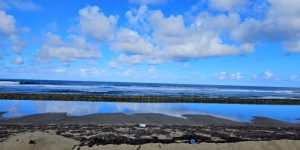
[
  {"left": 0, "top": 113, "right": 298, "bottom": 126},
  {"left": 0, "top": 113, "right": 300, "bottom": 149}
]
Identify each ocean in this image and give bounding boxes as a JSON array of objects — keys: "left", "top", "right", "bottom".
[
  {"left": 1, "top": 79, "right": 300, "bottom": 122},
  {"left": 0, "top": 79, "right": 300, "bottom": 99}
]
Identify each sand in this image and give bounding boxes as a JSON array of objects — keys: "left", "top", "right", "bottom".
[
  {"left": 1, "top": 132, "right": 300, "bottom": 150},
  {"left": 1, "top": 113, "right": 298, "bottom": 126},
  {"left": 0, "top": 132, "right": 78, "bottom": 150},
  {"left": 78, "top": 140, "right": 300, "bottom": 150}
]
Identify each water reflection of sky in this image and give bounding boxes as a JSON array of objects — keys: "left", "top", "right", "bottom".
[{"left": 0, "top": 100, "right": 300, "bottom": 123}]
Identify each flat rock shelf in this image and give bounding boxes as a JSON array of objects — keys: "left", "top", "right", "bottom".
[{"left": 1, "top": 93, "right": 300, "bottom": 105}]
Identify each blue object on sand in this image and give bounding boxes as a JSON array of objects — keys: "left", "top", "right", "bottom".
[{"left": 189, "top": 138, "right": 196, "bottom": 144}]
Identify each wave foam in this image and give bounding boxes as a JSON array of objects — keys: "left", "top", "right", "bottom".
[{"left": 0, "top": 81, "right": 20, "bottom": 86}]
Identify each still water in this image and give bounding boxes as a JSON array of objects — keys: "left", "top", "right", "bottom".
[{"left": 1, "top": 100, "right": 299, "bottom": 123}]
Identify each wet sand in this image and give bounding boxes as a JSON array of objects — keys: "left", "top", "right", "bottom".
[{"left": 0, "top": 113, "right": 298, "bottom": 126}]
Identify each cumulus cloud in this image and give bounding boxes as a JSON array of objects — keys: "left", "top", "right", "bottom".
[
  {"left": 126, "top": 5, "right": 149, "bottom": 29},
  {"left": 128, "top": 0, "right": 167, "bottom": 5},
  {"left": 108, "top": 61, "right": 119, "bottom": 68},
  {"left": 290, "top": 75, "right": 300, "bottom": 82},
  {"left": 285, "top": 41, "right": 300, "bottom": 52},
  {"left": 214, "top": 72, "right": 244, "bottom": 80},
  {"left": 209, "top": 0, "right": 246, "bottom": 11},
  {"left": 116, "top": 54, "right": 143, "bottom": 65},
  {"left": 151, "top": 12, "right": 241, "bottom": 60},
  {"left": 37, "top": 33, "right": 101, "bottom": 63},
  {"left": 79, "top": 5, "right": 118, "bottom": 42},
  {"left": 111, "top": 28, "right": 154, "bottom": 55},
  {"left": 263, "top": 71, "right": 273, "bottom": 79},
  {"left": 215, "top": 72, "right": 228, "bottom": 80},
  {"left": 10, "top": 34, "right": 26, "bottom": 53},
  {"left": 232, "top": 0, "right": 300, "bottom": 52},
  {"left": 0, "top": 10, "right": 16, "bottom": 35},
  {"left": 12, "top": 55, "right": 23, "bottom": 64},
  {"left": 112, "top": 6, "right": 251, "bottom": 65},
  {"left": 117, "top": 0, "right": 300, "bottom": 66},
  {"left": 0, "top": 10, "right": 27, "bottom": 64},
  {"left": 231, "top": 72, "right": 243, "bottom": 80},
  {"left": 0, "top": 0, "right": 40, "bottom": 11}
]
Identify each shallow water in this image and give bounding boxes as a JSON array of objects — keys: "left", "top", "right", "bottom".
[{"left": 0, "top": 100, "right": 299, "bottom": 123}]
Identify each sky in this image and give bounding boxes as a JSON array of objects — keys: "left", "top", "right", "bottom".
[{"left": 0, "top": 0, "right": 300, "bottom": 87}]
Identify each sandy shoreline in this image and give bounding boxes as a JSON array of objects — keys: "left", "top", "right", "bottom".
[
  {"left": 1, "top": 132, "right": 300, "bottom": 150},
  {"left": 0, "top": 113, "right": 300, "bottom": 149},
  {"left": 0, "top": 113, "right": 300, "bottom": 146}
]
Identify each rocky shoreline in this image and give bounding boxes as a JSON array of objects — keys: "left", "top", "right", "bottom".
[
  {"left": 1, "top": 93, "right": 300, "bottom": 105},
  {"left": 1, "top": 124, "right": 300, "bottom": 146}
]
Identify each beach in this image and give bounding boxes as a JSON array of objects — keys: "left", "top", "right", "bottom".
[
  {"left": 0, "top": 112, "right": 300, "bottom": 149},
  {"left": 1, "top": 131, "right": 300, "bottom": 150},
  {"left": 2, "top": 0, "right": 300, "bottom": 148}
]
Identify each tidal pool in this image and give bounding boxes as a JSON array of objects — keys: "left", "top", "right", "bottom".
[{"left": 0, "top": 100, "right": 299, "bottom": 122}]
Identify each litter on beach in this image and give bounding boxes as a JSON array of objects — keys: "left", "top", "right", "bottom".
[{"left": 139, "top": 124, "right": 146, "bottom": 127}]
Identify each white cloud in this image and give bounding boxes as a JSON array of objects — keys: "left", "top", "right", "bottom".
[
  {"left": 12, "top": 55, "right": 23, "bottom": 64},
  {"left": 111, "top": 28, "right": 154, "bottom": 55},
  {"left": 126, "top": 5, "right": 149, "bottom": 29},
  {"left": 150, "top": 10, "right": 247, "bottom": 60},
  {"left": 0, "top": 0, "right": 40, "bottom": 11},
  {"left": 209, "top": 0, "right": 246, "bottom": 11},
  {"left": 214, "top": 72, "right": 228, "bottom": 80},
  {"left": 116, "top": 0, "right": 300, "bottom": 66},
  {"left": 128, "top": 0, "right": 167, "bottom": 5},
  {"left": 290, "top": 75, "right": 300, "bottom": 82},
  {"left": 116, "top": 54, "right": 143, "bottom": 65},
  {"left": 54, "top": 68, "right": 65, "bottom": 73},
  {"left": 108, "top": 61, "right": 119, "bottom": 68},
  {"left": 10, "top": 34, "right": 26, "bottom": 53},
  {"left": 37, "top": 33, "right": 101, "bottom": 63},
  {"left": 0, "top": 10, "right": 26, "bottom": 64},
  {"left": 263, "top": 71, "right": 273, "bottom": 79},
  {"left": 118, "top": 69, "right": 134, "bottom": 77},
  {"left": 215, "top": 72, "right": 244, "bottom": 80},
  {"left": 231, "top": 72, "right": 243, "bottom": 80},
  {"left": 112, "top": 7, "right": 250, "bottom": 65},
  {"left": 285, "top": 41, "right": 300, "bottom": 52},
  {"left": 232, "top": 0, "right": 300, "bottom": 52},
  {"left": 0, "top": 10, "right": 16, "bottom": 35},
  {"left": 79, "top": 5, "right": 118, "bottom": 42}
]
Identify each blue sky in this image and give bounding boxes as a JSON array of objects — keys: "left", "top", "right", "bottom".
[{"left": 0, "top": 0, "right": 300, "bottom": 87}]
